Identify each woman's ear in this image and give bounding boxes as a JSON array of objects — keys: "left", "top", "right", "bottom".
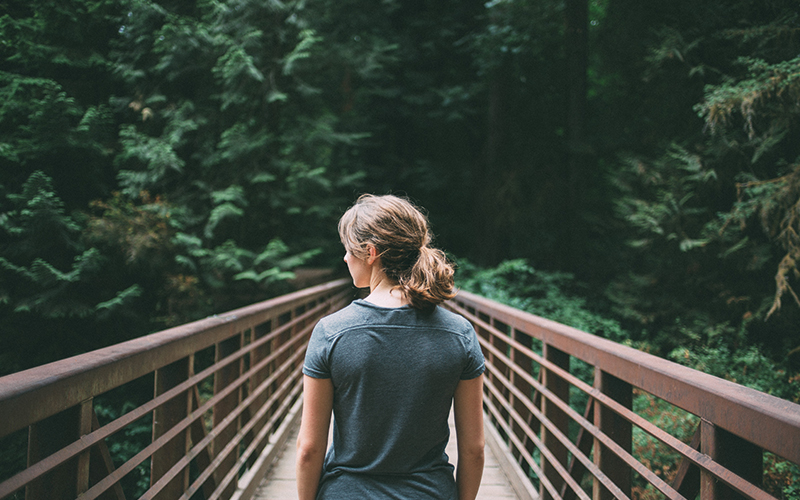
[{"left": 366, "top": 244, "right": 379, "bottom": 265}]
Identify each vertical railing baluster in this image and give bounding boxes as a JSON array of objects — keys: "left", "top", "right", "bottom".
[
  {"left": 541, "top": 343, "right": 569, "bottom": 500},
  {"left": 512, "top": 328, "right": 536, "bottom": 475},
  {"left": 592, "top": 369, "right": 631, "bottom": 500},
  {"left": 476, "top": 312, "right": 499, "bottom": 437},
  {"left": 701, "top": 419, "right": 718, "bottom": 500},
  {"left": 491, "top": 319, "right": 511, "bottom": 428},
  {"left": 247, "top": 320, "right": 272, "bottom": 464},
  {"left": 292, "top": 304, "right": 307, "bottom": 376},
  {"left": 151, "top": 356, "right": 190, "bottom": 500},
  {"left": 76, "top": 399, "right": 93, "bottom": 495},
  {"left": 240, "top": 330, "right": 252, "bottom": 446},
  {"left": 213, "top": 330, "right": 243, "bottom": 499},
  {"left": 273, "top": 311, "right": 293, "bottom": 416}
]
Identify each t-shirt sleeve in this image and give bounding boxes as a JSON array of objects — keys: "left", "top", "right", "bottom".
[
  {"left": 303, "top": 321, "right": 331, "bottom": 379},
  {"left": 461, "top": 325, "right": 485, "bottom": 380}
]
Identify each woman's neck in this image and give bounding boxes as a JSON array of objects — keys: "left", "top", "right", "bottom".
[{"left": 365, "top": 274, "right": 410, "bottom": 308}]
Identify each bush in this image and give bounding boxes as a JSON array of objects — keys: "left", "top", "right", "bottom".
[{"left": 455, "top": 258, "right": 629, "bottom": 342}]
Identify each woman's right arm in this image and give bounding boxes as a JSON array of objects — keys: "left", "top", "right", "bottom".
[
  {"left": 453, "top": 375, "right": 485, "bottom": 500},
  {"left": 296, "top": 375, "right": 333, "bottom": 500}
]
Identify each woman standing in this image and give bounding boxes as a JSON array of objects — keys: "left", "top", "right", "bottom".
[{"left": 296, "top": 194, "right": 486, "bottom": 500}]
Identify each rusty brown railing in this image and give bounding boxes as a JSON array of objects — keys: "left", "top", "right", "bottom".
[
  {"left": 3, "top": 280, "right": 799, "bottom": 500},
  {"left": 445, "top": 290, "right": 800, "bottom": 500},
  {"left": 0, "top": 278, "right": 352, "bottom": 500}
]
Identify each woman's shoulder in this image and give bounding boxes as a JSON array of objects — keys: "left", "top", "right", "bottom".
[
  {"left": 314, "top": 300, "right": 374, "bottom": 335},
  {"left": 426, "top": 305, "right": 474, "bottom": 334},
  {"left": 314, "top": 300, "right": 474, "bottom": 337}
]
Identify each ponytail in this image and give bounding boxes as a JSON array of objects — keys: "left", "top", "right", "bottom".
[{"left": 399, "top": 246, "right": 456, "bottom": 310}]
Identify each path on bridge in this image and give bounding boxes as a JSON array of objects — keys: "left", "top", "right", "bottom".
[{"left": 253, "top": 409, "right": 520, "bottom": 500}]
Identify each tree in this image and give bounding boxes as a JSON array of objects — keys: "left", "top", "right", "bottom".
[
  {"left": 0, "top": 172, "right": 139, "bottom": 374},
  {"left": 0, "top": 0, "right": 121, "bottom": 209},
  {"left": 0, "top": 0, "right": 366, "bottom": 372},
  {"left": 605, "top": 0, "right": 800, "bottom": 366}
]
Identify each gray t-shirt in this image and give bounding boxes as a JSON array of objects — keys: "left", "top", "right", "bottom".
[{"left": 303, "top": 299, "right": 485, "bottom": 499}]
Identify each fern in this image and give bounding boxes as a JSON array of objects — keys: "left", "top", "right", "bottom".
[{"left": 95, "top": 284, "right": 143, "bottom": 312}]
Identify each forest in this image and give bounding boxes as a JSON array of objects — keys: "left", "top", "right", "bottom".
[{"left": 2, "top": 0, "right": 800, "bottom": 495}]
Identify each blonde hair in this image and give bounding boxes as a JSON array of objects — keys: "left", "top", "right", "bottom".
[{"left": 338, "top": 194, "right": 456, "bottom": 309}]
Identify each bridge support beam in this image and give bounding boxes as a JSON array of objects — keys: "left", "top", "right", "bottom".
[{"left": 593, "top": 370, "right": 631, "bottom": 500}]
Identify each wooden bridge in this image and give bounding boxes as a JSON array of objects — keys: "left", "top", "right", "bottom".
[{"left": 1, "top": 279, "right": 799, "bottom": 500}]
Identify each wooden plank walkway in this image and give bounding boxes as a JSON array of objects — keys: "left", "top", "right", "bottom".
[{"left": 253, "top": 408, "right": 524, "bottom": 500}]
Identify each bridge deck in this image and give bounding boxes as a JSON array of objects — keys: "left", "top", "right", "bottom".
[{"left": 253, "top": 409, "right": 522, "bottom": 500}]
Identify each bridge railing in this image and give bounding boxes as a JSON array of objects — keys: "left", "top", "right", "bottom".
[
  {"left": 446, "top": 290, "right": 800, "bottom": 500},
  {"left": 0, "top": 278, "right": 352, "bottom": 500},
  {"left": 3, "top": 280, "right": 800, "bottom": 500}
]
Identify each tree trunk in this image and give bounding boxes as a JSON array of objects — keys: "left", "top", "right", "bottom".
[
  {"left": 474, "top": 58, "right": 512, "bottom": 264},
  {"left": 564, "top": 0, "right": 589, "bottom": 262}
]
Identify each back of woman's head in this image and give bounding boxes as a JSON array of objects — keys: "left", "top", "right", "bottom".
[{"left": 338, "top": 194, "right": 456, "bottom": 309}]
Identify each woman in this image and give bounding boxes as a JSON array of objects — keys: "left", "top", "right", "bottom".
[{"left": 296, "top": 194, "right": 486, "bottom": 500}]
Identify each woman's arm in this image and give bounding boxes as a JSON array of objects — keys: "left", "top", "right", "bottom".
[
  {"left": 296, "top": 375, "right": 334, "bottom": 500},
  {"left": 453, "top": 375, "right": 485, "bottom": 500}
]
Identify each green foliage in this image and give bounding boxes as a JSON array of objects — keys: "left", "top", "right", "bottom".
[
  {"left": 111, "top": 0, "right": 365, "bottom": 255},
  {"left": 607, "top": 144, "right": 741, "bottom": 344},
  {"left": 669, "top": 338, "right": 800, "bottom": 497},
  {"left": 614, "top": 144, "right": 716, "bottom": 249},
  {"left": 670, "top": 340, "right": 800, "bottom": 403},
  {"left": 631, "top": 391, "right": 698, "bottom": 499},
  {"left": 94, "top": 383, "right": 154, "bottom": 498},
  {"left": 697, "top": 55, "right": 800, "bottom": 141},
  {"left": 456, "top": 258, "right": 628, "bottom": 342},
  {"left": 696, "top": 54, "right": 800, "bottom": 319},
  {"left": 0, "top": 0, "right": 368, "bottom": 373},
  {"left": 606, "top": 1, "right": 800, "bottom": 375},
  {"left": 0, "top": 0, "right": 120, "bottom": 211},
  {"left": 764, "top": 454, "right": 800, "bottom": 500},
  {"left": 0, "top": 172, "right": 111, "bottom": 318},
  {"left": 0, "top": 172, "right": 141, "bottom": 374}
]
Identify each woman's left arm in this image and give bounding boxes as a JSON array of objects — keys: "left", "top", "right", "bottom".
[{"left": 296, "top": 375, "right": 334, "bottom": 500}]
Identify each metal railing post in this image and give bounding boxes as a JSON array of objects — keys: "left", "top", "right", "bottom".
[
  {"left": 512, "top": 328, "right": 537, "bottom": 475},
  {"left": 476, "top": 315, "right": 502, "bottom": 434},
  {"left": 700, "top": 419, "right": 762, "bottom": 500},
  {"left": 273, "top": 311, "right": 293, "bottom": 407},
  {"left": 592, "top": 369, "right": 631, "bottom": 500},
  {"left": 76, "top": 399, "right": 93, "bottom": 495},
  {"left": 246, "top": 320, "right": 273, "bottom": 465},
  {"left": 492, "top": 319, "right": 512, "bottom": 425},
  {"left": 541, "top": 343, "right": 569, "bottom": 500},
  {"left": 151, "top": 356, "right": 191, "bottom": 499},
  {"left": 701, "top": 419, "right": 719, "bottom": 500}
]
